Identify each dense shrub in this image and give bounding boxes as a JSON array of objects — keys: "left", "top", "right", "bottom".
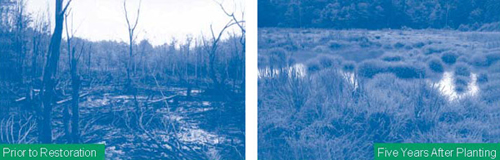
[
  {"left": 441, "top": 52, "right": 459, "bottom": 65},
  {"left": 427, "top": 58, "right": 444, "bottom": 73},
  {"left": 260, "top": 0, "right": 500, "bottom": 30}
]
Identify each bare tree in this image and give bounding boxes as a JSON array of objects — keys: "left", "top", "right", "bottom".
[
  {"left": 217, "top": 0, "right": 246, "bottom": 90},
  {"left": 40, "top": 0, "right": 72, "bottom": 143},
  {"left": 123, "top": 0, "right": 142, "bottom": 85},
  {"left": 207, "top": 0, "right": 245, "bottom": 90},
  {"left": 64, "top": 10, "right": 84, "bottom": 143},
  {"left": 27, "top": 6, "right": 51, "bottom": 145},
  {"left": 13, "top": 0, "right": 29, "bottom": 83},
  {"left": 123, "top": 0, "right": 142, "bottom": 110}
]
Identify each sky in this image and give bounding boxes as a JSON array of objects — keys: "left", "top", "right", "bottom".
[{"left": 26, "top": 0, "right": 244, "bottom": 46}]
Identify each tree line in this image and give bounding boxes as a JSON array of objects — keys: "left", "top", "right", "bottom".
[{"left": 259, "top": 0, "right": 500, "bottom": 29}]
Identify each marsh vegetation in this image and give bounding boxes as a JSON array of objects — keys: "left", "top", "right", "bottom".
[{"left": 258, "top": 28, "right": 500, "bottom": 159}]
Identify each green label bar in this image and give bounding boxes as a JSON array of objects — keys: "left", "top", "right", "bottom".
[
  {"left": 0, "top": 144, "right": 104, "bottom": 160},
  {"left": 375, "top": 143, "right": 500, "bottom": 160}
]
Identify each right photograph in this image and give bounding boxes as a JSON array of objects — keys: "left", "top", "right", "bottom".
[{"left": 258, "top": 0, "right": 500, "bottom": 159}]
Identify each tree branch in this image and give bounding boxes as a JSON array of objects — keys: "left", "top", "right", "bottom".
[
  {"left": 61, "top": 0, "right": 73, "bottom": 15},
  {"left": 123, "top": 0, "right": 142, "bottom": 32}
]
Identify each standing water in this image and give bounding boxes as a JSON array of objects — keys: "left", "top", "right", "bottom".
[{"left": 430, "top": 71, "right": 479, "bottom": 101}]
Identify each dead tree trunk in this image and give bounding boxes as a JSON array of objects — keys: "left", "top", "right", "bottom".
[
  {"left": 123, "top": 0, "right": 142, "bottom": 109},
  {"left": 40, "top": 0, "right": 72, "bottom": 143},
  {"left": 70, "top": 57, "right": 81, "bottom": 143},
  {"left": 123, "top": 0, "right": 141, "bottom": 86},
  {"left": 64, "top": 11, "right": 82, "bottom": 143},
  {"left": 87, "top": 45, "right": 91, "bottom": 76},
  {"left": 216, "top": 1, "right": 246, "bottom": 92}
]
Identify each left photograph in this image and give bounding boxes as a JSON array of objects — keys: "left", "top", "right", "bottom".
[{"left": 0, "top": 0, "right": 245, "bottom": 159}]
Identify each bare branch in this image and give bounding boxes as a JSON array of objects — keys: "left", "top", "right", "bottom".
[
  {"left": 123, "top": 0, "right": 142, "bottom": 32},
  {"left": 211, "top": 19, "right": 243, "bottom": 44},
  {"left": 61, "top": 0, "right": 73, "bottom": 15},
  {"left": 132, "top": 0, "right": 142, "bottom": 31},
  {"left": 123, "top": 0, "right": 131, "bottom": 30},
  {"left": 77, "top": 42, "right": 86, "bottom": 61},
  {"left": 214, "top": 0, "right": 245, "bottom": 33},
  {"left": 64, "top": 10, "right": 72, "bottom": 64}
]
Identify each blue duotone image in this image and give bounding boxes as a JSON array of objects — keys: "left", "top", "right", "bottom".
[
  {"left": 258, "top": 0, "right": 500, "bottom": 159},
  {"left": 0, "top": 0, "right": 245, "bottom": 159}
]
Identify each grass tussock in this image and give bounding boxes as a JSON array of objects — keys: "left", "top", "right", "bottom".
[
  {"left": 358, "top": 60, "right": 426, "bottom": 79},
  {"left": 441, "top": 51, "right": 459, "bottom": 65},
  {"left": 259, "top": 69, "right": 493, "bottom": 159},
  {"left": 428, "top": 58, "right": 445, "bottom": 73}
]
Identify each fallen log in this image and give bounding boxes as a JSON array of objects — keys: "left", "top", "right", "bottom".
[
  {"left": 147, "top": 95, "right": 177, "bottom": 104},
  {"left": 56, "top": 92, "right": 91, "bottom": 105}
]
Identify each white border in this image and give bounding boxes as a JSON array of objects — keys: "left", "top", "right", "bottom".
[{"left": 245, "top": 0, "right": 258, "bottom": 159}]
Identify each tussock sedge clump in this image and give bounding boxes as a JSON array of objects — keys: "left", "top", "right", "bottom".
[
  {"left": 454, "top": 63, "right": 472, "bottom": 77},
  {"left": 260, "top": 64, "right": 491, "bottom": 159},
  {"left": 358, "top": 60, "right": 426, "bottom": 79},
  {"left": 382, "top": 55, "right": 404, "bottom": 62},
  {"left": 428, "top": 58, "right": 445, "bottom": 73},
  {"left": 441, "top": 52, "right": 459, "bottom": 65},
  {"left": 472, "top": 52, "right": 500, "bottom": 67},
  {"left": 342, "top": 61, "right": 356, "bottom": 72}
]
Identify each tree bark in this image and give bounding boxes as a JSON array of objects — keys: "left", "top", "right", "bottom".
[
  {"left": 70, "top": 58, "right": 80, "bottom": 143},
  {"left": 40, "top": 0, "right": 70, "bottom": 143}
]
